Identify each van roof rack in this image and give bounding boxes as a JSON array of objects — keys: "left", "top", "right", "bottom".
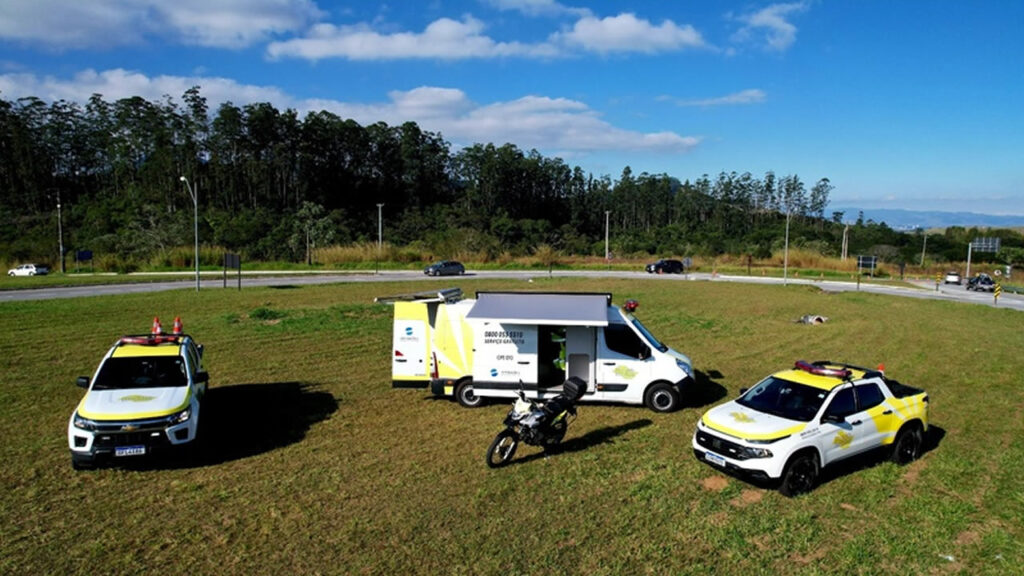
[{"left": 374, "top": 288, "right": 463, "bottom": 304}]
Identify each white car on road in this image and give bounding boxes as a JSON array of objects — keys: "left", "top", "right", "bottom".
[{"left": 8, "top": 263, "right": 49, "bottom": 276}]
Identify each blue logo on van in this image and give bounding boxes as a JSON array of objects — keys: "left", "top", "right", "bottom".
[
  {"left": 405, "top": 326, "right": 413, "bottom": 336},
  {"left": 490, "top": 368, "right": 498, "bottom": 377}
]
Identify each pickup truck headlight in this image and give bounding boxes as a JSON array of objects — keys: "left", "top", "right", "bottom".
[
  {"left": 741, "top": 446, "right": 774, "bottom": 459},
  {"left": 167, "top": 408, "right": 191, "bottom": 425},
  {"left": 73, "top": 413, "right": 97, "bottom": 431}
]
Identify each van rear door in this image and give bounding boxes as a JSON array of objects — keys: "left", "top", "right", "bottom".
[{"left": 392, "top": 302, "right": 430, "bottom": 388}]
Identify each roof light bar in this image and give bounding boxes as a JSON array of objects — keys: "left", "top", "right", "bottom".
[{"left": 794, "top": 360, "right": 851, "bottom": 379}]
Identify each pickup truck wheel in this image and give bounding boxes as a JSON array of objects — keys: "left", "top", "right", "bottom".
[
  {"left": 891, "top": 424, "right": 923, "bottom": 465},
  {"left": 779, "top": 451, "right": 819, "bottom": 497},
  {"left": 456, "top": 380, "right": 484, "bottom": 408},
  {"left": 644, "top": 382, "right": 680, "bottom": 413}
]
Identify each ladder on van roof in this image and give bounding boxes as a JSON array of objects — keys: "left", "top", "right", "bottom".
[{"left": 374, "top": 288, "right": 463, "bottom": 304}]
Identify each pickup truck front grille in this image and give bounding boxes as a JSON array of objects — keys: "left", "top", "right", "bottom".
[{"left": 695, "top": 430, "right": 751, "bottom": 461}]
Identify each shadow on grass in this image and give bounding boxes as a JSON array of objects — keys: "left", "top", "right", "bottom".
[
  {"left": 684, "top": 369, "right": 728, "bottom": 409},
  {"left": 508, "top": 419, "right": 653, "bottom": 466},
  {"left": 112, "top": 382, "right": 337, "bottom": 471},
  {"left": 814, "top": 424, "right": 947, "bottom": 490}
]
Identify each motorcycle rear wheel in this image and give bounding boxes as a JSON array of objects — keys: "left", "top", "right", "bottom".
[{"left": 486, "top": 429, "right": 519, "bottom": 468}]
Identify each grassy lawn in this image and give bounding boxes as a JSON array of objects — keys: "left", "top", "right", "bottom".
[{"left": 1, "top": 278, "right": 1022, "bottom": 575}]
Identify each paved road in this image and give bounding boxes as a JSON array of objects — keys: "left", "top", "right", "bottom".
[{"left": 2, "top": 270, "right": 1022, "bottom": 311}]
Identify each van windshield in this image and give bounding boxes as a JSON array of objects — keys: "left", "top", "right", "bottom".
[{"left": 630, "top": 317, "right": 668, "bottom": 353}]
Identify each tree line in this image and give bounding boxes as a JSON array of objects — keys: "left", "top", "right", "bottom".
[{"left": 1, "top": 88, "right": 1019, "bottom": 268}]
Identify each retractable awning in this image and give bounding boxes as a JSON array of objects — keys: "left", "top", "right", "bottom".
[{"left": 466, "top": 292, "right": 611, "bottom": 326}]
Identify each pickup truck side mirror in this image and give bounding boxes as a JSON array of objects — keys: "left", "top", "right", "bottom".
[
  {"left": 77, "top": 376, "right": 90, "bottom": 388},
  {"left": 821, "top": 413, "right": 845, "bottom": 425},
  {"left": 197, "top": 344, "right": 204, "bottom": 358},
  {"left": 194, "top": 371, "right": 210, "bottom": 384},
  {"left": 738, "top": 387, "right": 748, "bottom": 396}
]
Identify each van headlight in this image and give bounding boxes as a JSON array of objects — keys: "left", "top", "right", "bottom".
[
  {"left": 676, "top": 359, "right": 694, "bottom": 379},
  {"left": 73, "top": 413, "right": 97, "bottom": 431}
]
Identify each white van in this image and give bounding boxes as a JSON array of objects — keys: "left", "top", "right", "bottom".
[{"left": 380, "top": 290, "right": 694, "bottom": 412}]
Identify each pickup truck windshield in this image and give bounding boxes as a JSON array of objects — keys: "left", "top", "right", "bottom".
[
  {"left": 736, "top": 376, "right": 828, "bottom": 422},
  {"left": 92, "top": 356, "right": 188, "bottom": 390},
  {"left": 629, "top": 317, "right": 668, "bottom": 353}
]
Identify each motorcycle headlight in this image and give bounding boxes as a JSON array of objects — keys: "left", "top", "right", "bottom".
[
  {"left": 167, "top": 408, "right": 191, "bottom": 425},
  {"left": 73, "top": 413, "right": 97, "bottom": 431}
]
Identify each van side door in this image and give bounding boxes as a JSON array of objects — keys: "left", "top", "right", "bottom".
[{"left": 595, "top": 323, "right": 650, "bottom": 398}]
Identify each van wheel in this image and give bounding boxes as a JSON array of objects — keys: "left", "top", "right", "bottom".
[
  {"left": 644, "top": 382, "right": 680, "bottom": 413},
  {"left": 779, "top": 451, "right": 819, "bottom": 497},
  {"left": 891, "top": 423, "right": 923, "bottom": 465},
  {"left": 456, "top": 380, "right": 484, "bottom": 408}
]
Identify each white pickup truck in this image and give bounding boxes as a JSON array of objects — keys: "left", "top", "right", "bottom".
[
  {"left": 67, "top": 317, "right": 209, "bottom": 469},
  {"left": 693, "top": 360, "right": 929, "bottom": 496}
]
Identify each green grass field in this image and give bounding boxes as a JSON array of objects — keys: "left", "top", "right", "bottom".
[{"left": 1, "top": 278, "right": 1022, "bottom": 575}]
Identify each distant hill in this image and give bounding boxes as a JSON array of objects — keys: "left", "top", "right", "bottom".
[{"left": 829, "top": 207, "right": 1024, "bottom": 230}]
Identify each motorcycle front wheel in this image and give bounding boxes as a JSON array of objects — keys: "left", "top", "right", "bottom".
[{"left": 486, "top": 429, "right": 519, "bottom": 468}]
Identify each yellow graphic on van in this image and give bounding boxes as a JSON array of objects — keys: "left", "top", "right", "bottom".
[{"left": 614, "top": 365, "right": 638, "bottom": 379}]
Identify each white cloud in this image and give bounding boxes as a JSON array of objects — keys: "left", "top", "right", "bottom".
[
  {"left": 0, "top": 69, "right": 699, "bottom": 156},
  {"left": 554, "top": 13, "right": 706, "bottom": 54},
  {"left": 669, "top": 89, "right": 766, "bottom": 107},
  {"left": 267, "top": 16, "right": 561, "bottom": 60},
  {"left": 484, "top": 0, "right": 591, "bottom": 18},
  {"left": 731, "top": 2, "right": 809, "bottom": 52},
  {"left": 0, "top": 0, "right": 322, "bottom": 49}
]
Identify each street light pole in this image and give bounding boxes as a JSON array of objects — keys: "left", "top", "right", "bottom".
[
  {"left": 604, "top": 211, "right": 610, "bottom": 262},
  {"left": 783, "top": 208, "right": 791, "bottom": 286},
  {"left": 56, "top": 190, "right": 65, "bottom": 274},
  {"left": 179, "top": 176, "right": 200, "bottom": 292},
  {"left": 376, "top": 203, "right": 384, "bottom": 249}
]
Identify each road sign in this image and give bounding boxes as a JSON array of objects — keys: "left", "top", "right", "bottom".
[
  {"left": 857, "top": 255, "right": 877, "bottom": 269},
  {"left": 971, "top": 237, "right": 1001, "bottom": 253}
]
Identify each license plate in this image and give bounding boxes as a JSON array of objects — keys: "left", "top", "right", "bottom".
[
  {"left": 704, "top": 451, "right": 726, "bottom": 467},
  {"left": 115, "top": 445, "right": 146, "bottom": 457}
]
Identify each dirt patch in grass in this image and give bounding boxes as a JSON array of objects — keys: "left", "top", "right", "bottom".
[
  {"left": 702, "top": 476, "right": 729, "bottom": 492},
  {"left": 729, "top": 489, "right": 763, "bottom": 507}
]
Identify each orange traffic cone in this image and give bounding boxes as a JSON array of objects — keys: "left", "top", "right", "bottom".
[
  {"left": 151, "top": 317, "right": 162, "bottom": 335},
  {"left": 172, "top": 317, "right": 183, "bottom": 334}
]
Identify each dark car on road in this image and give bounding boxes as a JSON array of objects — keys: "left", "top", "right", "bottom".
[
  {"left": 966, "top": 273, "right": 996, "bottom": 292},
  {"left": 645, "top": 259, "right": 684, "bottom": 274},
  {"left": 424, "top": 260, "right": 465, "bottom": 276}
]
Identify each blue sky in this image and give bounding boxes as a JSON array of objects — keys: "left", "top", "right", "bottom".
[{"left": 1, "top": 0, "right": 1022, "bottom": 215}]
